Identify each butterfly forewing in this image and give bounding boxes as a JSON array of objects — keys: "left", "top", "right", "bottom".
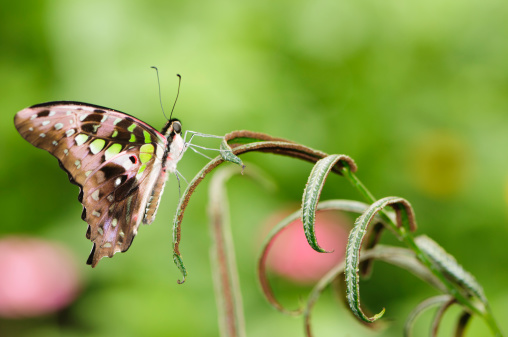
[{"left": 14, "top": 101, "right": 171, "bottom": 266}]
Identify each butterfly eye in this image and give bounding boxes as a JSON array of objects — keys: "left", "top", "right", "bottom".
[{"left": 173, "top": 122, "right": 182, "bottom": 134}]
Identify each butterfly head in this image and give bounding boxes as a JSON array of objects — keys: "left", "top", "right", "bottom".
[
  {"left": 162, "top": 118, "right": 182, "bottom": 140},
  {"left": 162, "top": 118, "right": 185, "bottom": 172}
]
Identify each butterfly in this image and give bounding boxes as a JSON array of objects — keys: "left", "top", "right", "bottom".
[{"left": 14, "top": 101, "right": 189, "bottom": 267}]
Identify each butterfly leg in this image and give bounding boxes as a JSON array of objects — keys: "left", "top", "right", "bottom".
[
  {"left": 174, "top": 171, "right": 181, "bottom": 199},
  {"left": 181, "top": 130, "right": 226, "bottom": 160},
  {"left": 183, "top": 130, "right": 224, "bottom": 150},
  {"left": 174, "top": 170, "right": 189, "bottom": 199},
  {"left": 183, "top": 130, "right": 224, "bottom": 144},
  {"left": 187, "top": 146, "right": 213, "bottom": 160}
]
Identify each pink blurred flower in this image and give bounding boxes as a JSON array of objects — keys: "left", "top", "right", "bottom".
[
  {"left": 0, "top": 236, "right": 82, "bottom": 318},
  {"left": 264, "top": 210, "right": 350, "bottom": 284}
]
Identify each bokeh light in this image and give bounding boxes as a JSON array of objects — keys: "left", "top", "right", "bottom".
[
  {"left": 0, "top": 236, "right": 81, "bottom": 319},
  {"left": 264, "top": 210, "right": 350, "bottom": 284}
]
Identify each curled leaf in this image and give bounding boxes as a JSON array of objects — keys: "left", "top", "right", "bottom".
[
  {"left": 359, "top": 221, "right": 385, "bottom": 278},
  {"left": 431, "top": 297, "right": 456, "bottom": 337},
  {"left": 415, "top": 235, "right": 487, "bottom": 304},
  {"left": 403, "top": 295, "right": 454, "bottom": 337},
  {"left": 220, "top": 139, "right": 245, "bottom": 172},
  {"left": 172, "top": 253, "right": 187, "bottom": 284},
  {"left": 302, "top": 155, "right": 357, "bottom": 253},
  {"left": 225, "top": 130, "right": 292, "bottom": 146},
  {"left": 345, "top": 197, "right": 417, "bottom": 323},
  {"left": 258, "top": 200, "right": 371, "bottom": 315},
  {"left": 305, "top": 245, "right": 444, "bottom": 336},
  {"left": 224, "top": 131, "right": 348, "bottom": 175}
]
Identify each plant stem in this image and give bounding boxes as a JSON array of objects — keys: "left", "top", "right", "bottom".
[{"left": 484, "top": 306, "right": 503, "bottom": 337}]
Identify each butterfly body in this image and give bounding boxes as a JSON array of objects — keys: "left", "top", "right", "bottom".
[{"left": 14, "top": 101, "right": 184, "bottom": 267}]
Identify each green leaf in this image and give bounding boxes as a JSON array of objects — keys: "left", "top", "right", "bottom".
[
  {"left": 172, "top": 253, "right": 187, "bottom": 285},
  {"left": 415, "top": 235, "right": 487, "bottom": 304},
  {"left": 220, "top": 139, "right": 245, "bottom": 171},
  {"left": 301, "top": 154, "right": 355, "bottom": 253},
  {"left": 345, "top": 197, "right": 416, "bottom": 322}
]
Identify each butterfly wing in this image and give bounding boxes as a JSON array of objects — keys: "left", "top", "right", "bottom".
[{"left": 14, "top": 101, "right": 169, "bottom": 266}]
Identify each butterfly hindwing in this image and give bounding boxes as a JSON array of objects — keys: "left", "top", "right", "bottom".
[{"left": 14, "top": 101, "right": 171, "bottom": 266}]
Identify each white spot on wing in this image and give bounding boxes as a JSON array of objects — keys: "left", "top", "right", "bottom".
[
  {"left": 65, "top": 129, "right": 76, "bottom": 137},
  {"left": 121, "top": 157, "right": 133, "bottom": 170},
  {"left": 79, "top": 114, "right": 89, "bottom": 121},
  {"left": 48, "top": 111, "right": 56, "bottom": 117},
  {"left": 42, "top": 121, "right": 50, "bottom": 126},
  {"left": 114, "top": 177, "right": 122, "bottom": 187},
  {"left": 156, "top": 145, "right": 164, "bottom": 158},
  {"left": 92, "top": 210, "right": 101, "bottom": 217},
  {"left": 54, "top": 123, "right": 64, "bottom": 130},
  {"left": 91, "top": 189, "right": 100, "bottom": 201},
  {"left": 39, "top": 133, "right": 46, "bottom": 138},
  {"left": 30, "top": 114, "right": 37, "bottom": 120}
]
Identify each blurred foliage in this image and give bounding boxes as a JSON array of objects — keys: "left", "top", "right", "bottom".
[{"left": 1, "top": 0, "right": 508, "bottom": 336}]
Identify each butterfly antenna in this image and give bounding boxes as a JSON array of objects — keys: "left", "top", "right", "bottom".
[
  {"left": 151, "top": 66, "right": 169, "bottom": 121},
  {"left": 169, "top": 74, "right": 182, "bottom": 121}
]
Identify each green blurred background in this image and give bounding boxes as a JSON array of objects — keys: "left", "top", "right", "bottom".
[{"left": 1, "top": 0, "right": 508, "bottom": 336}]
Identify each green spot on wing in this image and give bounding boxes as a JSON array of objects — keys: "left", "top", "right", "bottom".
[
  {"left": 143, "top": 130, "right": 151, "bottom": 143},
  {"left": 140, "top": 153, "right": 152, "bottom": 164},
  {"left": 129, "top": 134, "right": 136, "bottom": 142},
  {"left": 90, "top": 139, "right": 106, "bottom": 154},
  {"left": 112, "top": 130, "right": 118, "bottom": 138},
  {"left": 136, "top": 164, "right": 147, "bottom": 178},
  {"left": 128, "top": 124, "right": 136, "bottom": 132},
  {"left": 136, "top": 135, "right": 156, "bottom": 168},
  {"left": 140, "top": 144, "right": 154, "bottom": 153},
  {"left": 105, "top": 143, "right": 122, "bottom": 160}
]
